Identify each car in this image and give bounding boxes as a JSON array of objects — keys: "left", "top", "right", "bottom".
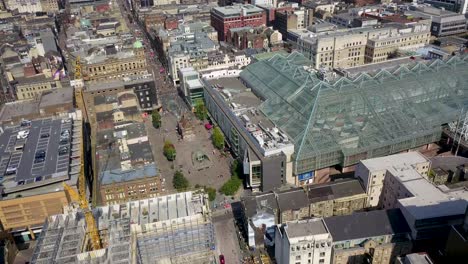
[
  {"left": 60, "top": 138, "right": 69, "bottom": 145},
  {"left": 219, "top": 255, "right": 225, "bottom": 264},
  {"left": 35, "top": 150, "right": 46, "bottom": 158},
  {"left": 5, "top": 166, "right": 17, "bottom": 175},
  {"left": 16, "top": 130, "right": 29, "bottom": 139},
  {"left": 34, "top": 157, "right": 45, "bottom": 163},
  {"left": 58, "top": 146, "right": 68, "bottom": 155},
  {"left": 40, "top": 133, "right": 50, "bottom": 138},
  {"left": 61, "top": 130, "right": 70, "bottom": 136},
  {"left": 20, "top": 120, "right": 31, "bottom": 127}
]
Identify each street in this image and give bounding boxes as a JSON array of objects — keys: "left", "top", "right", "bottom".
[{"left": 213, "top": 210, "right": 244, "bottom": 264}]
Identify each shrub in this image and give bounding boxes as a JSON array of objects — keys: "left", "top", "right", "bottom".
[{"left": 173, "top": 170, "right": 189, "bottom": 191}]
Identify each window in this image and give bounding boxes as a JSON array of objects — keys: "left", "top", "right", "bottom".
[
  {"left": 295, "top": 256, "right": 301, "bottom": 260},
  {"left": 320, "top": 252, "right": 325, "bottom": 257},
  {"left": 319, "top": 259, "right": 325, "bottom": 263}
]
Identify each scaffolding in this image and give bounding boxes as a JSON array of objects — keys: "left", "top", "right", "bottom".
[
  {"left": 135, "top": 214, "right": 215, "bottom": 264},
  {"left": 240, "top": 52, "right": 468, "bottom": 174},
  {"left": 30, "top": 191, "right": 214, "bottom": 264}
]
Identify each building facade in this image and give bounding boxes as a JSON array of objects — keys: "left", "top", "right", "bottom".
[
  {"left": 324, "top": 209, "right": 413, "bottom": 264},
  {"left": 275, "top": 219, "right": 333, "bottom": 264},
  {"left": 210, "top": 4, "right": 267, "bottom": 41},
  {"left": 296, "top": 22, "right": 431, "bottom": 68}
]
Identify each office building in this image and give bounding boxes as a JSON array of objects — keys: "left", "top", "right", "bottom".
[
  {"left": 275, "top": 218, "right": 332, "bottom": 264},
  {"left": 324, "top": 209, "right": 413, "bottom": 264},
  {"left": 0, "top": 113, "right": 83, "bottom": 240},
  {"left": 31, "top": 191, "right": 216, "bottom": 264},
  {"left": 296, "top": 21, "right": 430, "bottom": 68},
  {"left": 407, "top": 7, "right": 467, "bottom": 37},
  {"left": 423, "top": 0, "right": 468, "bottom": 14},
  {"left": 356, "top": 152, "right": 468, "bottom": 241},
  {"left": 203, "top": 76, "right": 295, "bottom": 191},
  {"left": 81, "top": 45, "right": 148, "bottom": 83},
  {"left": 210, "top": 4, "right": 267, "bottom": 41},
  {"left": 178, "top": 67, "right": 204, "bottom": 108}
]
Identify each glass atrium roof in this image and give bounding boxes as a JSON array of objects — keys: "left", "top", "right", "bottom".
[{"left": 240, "top": 52, "right": 468, "bottom": 173}]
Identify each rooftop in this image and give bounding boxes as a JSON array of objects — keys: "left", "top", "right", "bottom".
[
  {"left": 31, "top": 191, "right": 212, "bottom": 264},
  {"left": 361, "top": 152, "right": 468, "bottom": 220},
  {"left": 239, "top": 52, "right": 468, "bottom": 173},
  {"left": 284, "top": 218, "right": 328, "bottom": 238},
  {"left": 0, "top": 117, "right": 80, "bottom": 196},
  {"left": 306, "top": 178, "right": 365, "bottom": 203},
  {"left": 212, "top": 4, "right": 264, "bottom": 17},
  {"left": 204, "top": 77, "right": 294, "bottom": 157},
  {"left": 324, "top": 208, "right": 411, "bottom": 242},
  {"left": 96, "top": 122, "right": 158, "bottom": 185}
]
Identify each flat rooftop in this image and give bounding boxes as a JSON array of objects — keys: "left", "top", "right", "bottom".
[
  {"left": 340, "top": 56, "right": 424, "bottom": 77},
  {"left": 96, "top": 122, "right": 159, "bottom": 185},
  {"left": 212, "top": 4, "right": 264, "bottom": 17},
  {"left": 205, "top": 78, "right": 294, "bottom": 156},
  {"left": 285, "top": 218, "right": 328, "bottom": 238},
  {"left": 361, "top": 152, "right": 468, "bottom": 220},
  {"left": 0, "top": 117, "right": 80, "bottom": 196}
]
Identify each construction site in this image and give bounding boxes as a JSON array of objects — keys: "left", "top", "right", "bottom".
[{"left": 30, "top": 191, "right": 216, "bottom": 264}]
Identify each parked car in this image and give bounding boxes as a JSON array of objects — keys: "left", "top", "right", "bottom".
[
  {"left": 40, "top": 133, "right": 50, "bottom": 138},
  {"left": 35, "top": 150, "right": 46, "bottom": 159},
  {"left": 219, "top": 255, "right": 225, "bottom": 264},
  {"left": 58, "top": 146, "right": 68, "bottom": 155}
]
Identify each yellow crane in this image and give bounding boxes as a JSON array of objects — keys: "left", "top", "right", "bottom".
[{"left": 61, "top": 55, "right": 101, "bottom": 251}]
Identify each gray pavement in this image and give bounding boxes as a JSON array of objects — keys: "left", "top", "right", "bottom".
[
  {"left": 213, "top": 211, "right": 243, "bottom": 264},
  {"left": 145, "top": 111, "right": 232, "bottom": 192}
]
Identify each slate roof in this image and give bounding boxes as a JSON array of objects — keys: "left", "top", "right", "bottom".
[{"left": 324, "top": 208, "right": 411, "bottom": 242}]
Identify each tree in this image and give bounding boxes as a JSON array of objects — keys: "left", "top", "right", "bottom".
[
  {"left": 205, "top": 187, "right": 216, "bottom": 201},
  {"left": 173, "top": 170, "right": 189, "bottom": 191},
  {"left": 220, "top": 176, "right": 242, "bottom": 196},
  {"left": 163, "top": 140, "right": 176, "bottom": 161},
  {"left": 194, "top": 99, "right": 208, "bottom": 121},
  {"left": 212, "top": 127, "right": 224, "bottom": 150},
  {"left": 152, "top": 110, "right": 161, "bottom": 128},
  {"left": 231, "top": 160, "right": 242, "bottom": 177}
]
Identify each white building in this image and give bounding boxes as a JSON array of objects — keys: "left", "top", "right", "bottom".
[
  {"left": 355, "top": 151, "right": 430, "bottom": 208},
  {"left": 355, "top": 152, "right": 468, "bottom": 240},
  {"left": 275, "top": 219, "right": 332, "bottom": 264}
]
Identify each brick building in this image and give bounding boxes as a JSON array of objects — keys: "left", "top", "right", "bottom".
[{"left": 210, "top": 4, "right": 266, "bottom": 41}]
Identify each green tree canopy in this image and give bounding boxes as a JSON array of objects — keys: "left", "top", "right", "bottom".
[
  {"left": 152, "top": 110, "right": 161, "bottom": 128},
  {"left": 163, "top": 140, "right": 176, "bottom": 161},
  {"left": 173, "top": 170, "right": 189, "bottom": 191},
  {"left": 220, "top": 176, "right": 242, "bottom": 196},
  {"left": 205, "top": 187, "right": 216, "bottom": 201},
  {"left": 194, "top": 99, "right": 208, "bottom": 121},
  {"left": 212, "top": 127, "right": 224, "bottom": 150}
]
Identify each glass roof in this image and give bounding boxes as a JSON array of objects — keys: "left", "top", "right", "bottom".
[{"left": 240, "top": 52, "right": 468, "bottom": 173}]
